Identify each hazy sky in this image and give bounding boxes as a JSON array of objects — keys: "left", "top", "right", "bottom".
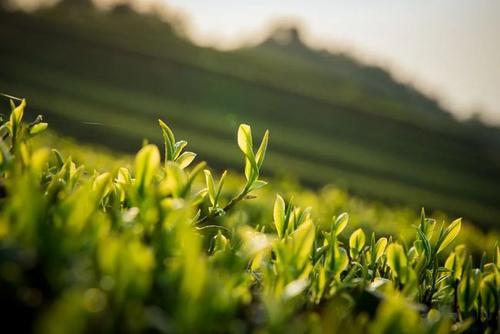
[{"left": 8, "top": 0, "right": 500, "bottom": 125}]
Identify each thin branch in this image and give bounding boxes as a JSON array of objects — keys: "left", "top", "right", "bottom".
[
  {"left": 0, "top": 92, "right": 23, "bottom": 102},
  {"left": 195, "top": 225, "right": 231, "bottom": 233},
  {"left": 196, "top": 191, "right": 248, "bottom": 225}
]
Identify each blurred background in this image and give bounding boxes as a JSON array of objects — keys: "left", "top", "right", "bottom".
[{"left": 1, "top": 0, "right": 499, "bottom": 228}]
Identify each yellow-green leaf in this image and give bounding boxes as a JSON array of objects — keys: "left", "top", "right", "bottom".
[
  {"left": 29, "top": 122, "right": 48, "bottom": 136},
  {"left": 93, "top": 172, "right": 112, "bottom": 200},
  {"left": 375, "top": 237, "right": 388, "bottom": 262},
  {"left": 292, "top": 219, "right": 315, "bottom": 270},
  {"left": 176, "top": 151, "right": 196, "bottom": 169},
  {"left": 204, "top": 169, "right": 216, "bottom": 206},
  {"left": 255, "top": 130, "right": 269, "bottom": 168},
  {"left": 237, "top": 124, "right": 253, "bottom": 158},
  {"left": 333, "top": 246, "right": 349, "bottom": 275},
  {"left": 349, "top": 228, "right": 365, "bottom": 258},
  {"left": 158, "top": 119, "right": 175, "bottom": 161},
  {"left": 386, "top": 243, "right": 408, "bottom": 282},
  {"left": 437, "top": 218, "right": 461, "bottom": 254},
  {"left": 135, "top": 144, "right": 160, "bottom": 195},
  {"left": 116, "top": 167, "right": 131, "bottom": 185},
  {"left": 274, "top": 194, "right": 285, "bottom": 238},
  {"left": 10, "top": 98, "right": 26, "bottom": 130},
  {"left": 334, "top": 212, "right": 349, "bottom": 235}
]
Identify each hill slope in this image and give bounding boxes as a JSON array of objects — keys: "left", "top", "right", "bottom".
[{"left": 0, "top": 1, "right": 499, "bottom": 227}]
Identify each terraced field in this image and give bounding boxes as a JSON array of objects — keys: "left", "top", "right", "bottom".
[{"left": 1, "top": 1, "right": 500, "bottom": 227}]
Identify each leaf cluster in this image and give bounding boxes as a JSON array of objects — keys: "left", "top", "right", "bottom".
[{"left": 0, "top": 99, "right": 498, "bottom": 333}]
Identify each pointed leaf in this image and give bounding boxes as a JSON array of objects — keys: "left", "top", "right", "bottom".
[
  {"left": 292, "top": 219, "right": 315, "bottom": 270},
  {"left": 334, "top": 212, "right": 349, "bottom": 235},
  {"left": 386, "top": 243, "right": 408, "bottom": 282},
  {"left": 173, "top": 140, "right": 187, "bottom": 160},
  {"left": 204, "top": 169, "right": 216, "bottom": 206},
  {"left": 135, "top": 144, "right": 160, "bottom": 195},
  {"left": 255, "top": 129, "right": 269, "bottom": 168},
  {"left": 274, "top": 194, "right": 285, "bottom": 238},
  {"left": 248, "top": 179, "right": 267, "bottom": 192},
  {"left": 176, "top": 151, "right": 196, "bottom": 169},
  {"left": 237, "top": 124, "right": 253, "bottom": 158},
  {"left": 29, "top": 122, "right": 48, "bottom": 136},
  {"left": 215, "top": 170, "right": 227, "bottom": 203},
  {"left": 375, "top": 237, "right": 388, "bottom": 262},
  {"left": 349, "top": 228, "right": 366, "bottom": 258},
  {"left": 10, "top": 98, "right": 26, "bottom": 129},
  {"left": 437, "top": 218, "right": 461, "bottom": 254},
  {"left": 158, "top": 119, "right": 175, "bottom": 161},
  {"left": 333, "top": 246, "right": 349, "bottom": 275}
]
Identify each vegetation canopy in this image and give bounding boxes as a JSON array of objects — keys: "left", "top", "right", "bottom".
[
  {"left": 1, "top": 2, "right": 500, "bottom": 227},
  {"left": 0, "top": 99, "right": 498, "bottom": 333}
]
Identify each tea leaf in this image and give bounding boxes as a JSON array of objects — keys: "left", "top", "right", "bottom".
[
  {"left": 274, "top": 194, "right": 285, "bottom": 238},
  {"left": 291, "top": 219, "right": 315, "bottom": 270},
  {"left": 204, "top": 169, "right": 216, "bottom": 206},
  {"left": 255, "top": 129, "right": 269, "bottom": 168},
  {"left": 386, "top": 243, "right": 408, "bottom": 282},
  {"left": 334, "top": 212, "right": 349, "bottom": 236},
  {"left": 374, "top": 237, "right": 388, "bottom": 262},
  {"left": 29, "top": 122, "right": 48, "bottom": 136},
  {"left": 176, "top": 151, "right": 196, "bottom": 169},
  {"left": 437, "top": 218, "right": 461, "bottom": 254},
  {"left": 349, "top": 228, "right": 366, "bottom": 258},
  {"left": 135, "top": 144, "right": 160, "bottom": 195},
  {"left": 158, "top": 119, "right": 175, "bottom": 161},
  {"left": 237, "top": 124, "right": 254, "bottom": 159}
]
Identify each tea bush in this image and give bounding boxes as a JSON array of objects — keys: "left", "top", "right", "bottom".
[{"left": 0, "top": 99, "right": 498, "bottom": 333}]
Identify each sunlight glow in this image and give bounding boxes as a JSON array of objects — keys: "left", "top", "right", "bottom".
[{"left": 5, "top": 0, "right": 500, "bottom": 124}]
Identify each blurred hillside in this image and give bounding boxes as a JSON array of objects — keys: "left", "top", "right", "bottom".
[{"left": 0, "top": 0, "right": 499, "bottom": 228}]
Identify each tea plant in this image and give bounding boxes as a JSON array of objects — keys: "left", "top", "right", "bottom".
[{"left": 0, "top": 99, "right": 498, "bottom": 333}]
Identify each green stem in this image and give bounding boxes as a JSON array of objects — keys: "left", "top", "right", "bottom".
[
  {"left": 196, "top": 190, "right": 248, "bottom": 225},
  {"left": 453, "top": 279, "right": 461, "bottom": 321}
]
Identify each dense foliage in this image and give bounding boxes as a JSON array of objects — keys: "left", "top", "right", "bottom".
[{"left": 0, "top": 100, "right": 498, "bottom": 333}]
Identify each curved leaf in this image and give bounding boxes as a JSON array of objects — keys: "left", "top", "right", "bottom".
[
  {"left": 204, "top": 170, "right": 216, "bottom": 206},
  {"left": 134, "top": 144, "right": 160, "bottom": 196},
  {"left": 274, "top": 194, "right": 285, "bottom": 238},
  {"left": 386, "top": 243, "right": 408, "bottom": 282},
  {"left": 291, "top": 219, "right": 315, "bottom": 270},
  {"left": 349, "top": 228, "right": 366, "bottom": 258},
  {"left": 375, "top": 237, "right": 388, "bottom": 262},
  {"left": 437, "top": 218, "right": 461, "bottom": 254},
  {"left": 255, "top": 130, "right": 269, "bottom": 168},
  {"left": 334, "top": 212, "right": 349, "bottom": 236},
  {"left": 176, "top": 151, "right": 196, "bottom": 169}
]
